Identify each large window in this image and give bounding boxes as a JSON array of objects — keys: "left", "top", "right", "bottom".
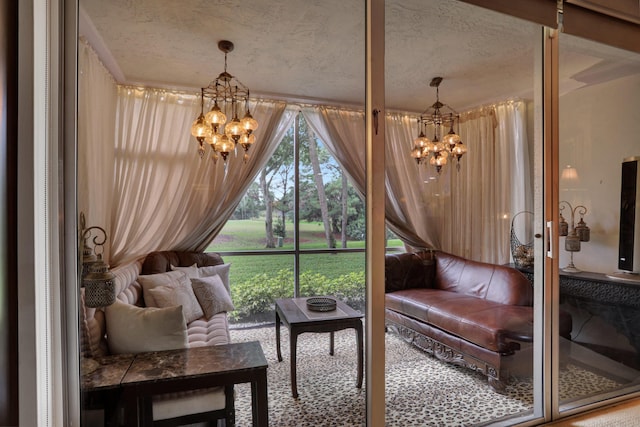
[{"left": 209, "top": 114, "right": 400, "bottom": 326}]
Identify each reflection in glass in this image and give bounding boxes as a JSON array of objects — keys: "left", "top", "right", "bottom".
[{"left": 558, "top": 32, "right": 640, "bottom": 411}]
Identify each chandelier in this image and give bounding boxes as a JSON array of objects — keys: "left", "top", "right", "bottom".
[
  {"left": 190, "top": 40, "right": 258, "bottom": 164},
  {"left": 411, "top": 77, "right": 467, "bottom": 174}
]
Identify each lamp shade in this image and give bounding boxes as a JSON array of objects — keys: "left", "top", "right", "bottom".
[
  {"left": 561, "top": 165, "right": 579, "bottom": 181},
  {"left": 241, "top": 110, "right": 259, "bottom": 133},
  {"left": 205, "top": 102, "right": 227, "bottom": 131}
]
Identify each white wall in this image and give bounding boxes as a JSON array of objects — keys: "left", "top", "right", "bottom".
[{"left": 558, "top": 73, "right": 640, "bottom": 274}]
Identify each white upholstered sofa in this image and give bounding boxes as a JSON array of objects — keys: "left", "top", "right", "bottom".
[{"left": 81, "top": 251, "right": 236, "bottom": 426}]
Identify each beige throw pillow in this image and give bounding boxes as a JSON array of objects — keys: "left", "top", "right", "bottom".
[
  {"left": 148, "top": 281, "right": 204, "bottom": 323},
  {"left": 191, "top": 274, "right": 235, "bottom": 319},
  {"left": 105, "top": 300, "right": 187, "bottom": 354},
  {"left": 198, "top": 263, "right": 231, "bottom": 294},
  {"left": 170, "top": 263, "right": 200, "bottom": 279},
  {"left": 138, "top": 270, "right": 190, "bottom": 307}
]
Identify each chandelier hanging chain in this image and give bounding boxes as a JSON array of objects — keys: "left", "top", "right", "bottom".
[
  {"left": 190, "top": 40, "right": 259, "bottom": 165},
  {"left": 410, "top": 76, "right": 467, "bottom": 174}
]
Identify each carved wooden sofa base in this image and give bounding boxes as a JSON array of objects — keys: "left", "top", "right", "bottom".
[
  {"left": 385, "top": 314, "right": 515, "bottom": 393},
  {"left": 384, "top": 251, "right": 573, "bottom": 393}
]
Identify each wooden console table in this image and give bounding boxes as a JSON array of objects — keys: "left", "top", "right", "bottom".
[
  {"left": 83, "top": 341, "right": 268, "bottom": 426},
  {"left": 81, "top": 354, "right": 135, "bottom": 427},
  {"left": 121, "top": 341, "right": 268, "bottom": 427}
]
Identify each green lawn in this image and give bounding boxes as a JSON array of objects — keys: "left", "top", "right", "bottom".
[
  {"left": 207, "top": 219, "right": 401, "bottom": 251},
  {"left": 207, "top": 218, "right": 403, "bottom": 285},
  {"left": 223, "top": 252, "right": 366, "bottom": 286}
]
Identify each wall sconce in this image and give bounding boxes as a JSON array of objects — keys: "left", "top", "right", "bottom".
[
  {"left": 559, "top": 201, "right": 590, "bottom": 273},
  {"left": 80, "top": 212, "right": 116, "bottom": 308}
]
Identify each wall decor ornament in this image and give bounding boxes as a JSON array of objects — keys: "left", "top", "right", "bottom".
[
  {"left": 80, "top": 212, "right": 116, "bottom": 308},
  {"left": 510, "top": 211, "right": 534, "bottom": 268},
  {"left": 559, "top": 201, "right": 590, "bottom": 273}
]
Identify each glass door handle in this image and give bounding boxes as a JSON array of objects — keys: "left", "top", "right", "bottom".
[{"left": 546, "top": 221, "right": 553, "bottom": 258}]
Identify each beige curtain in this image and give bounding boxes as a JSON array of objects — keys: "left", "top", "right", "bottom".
[
  {"left": 385, "top": 112, "right": 443, "bottom": 249},
  {"left": 78, "top": 38, "right": 118, "bottom": 257},
  {"left": 308, "top": 101, "right": 531, "bottom": 263},
  {"left": 80, "top": 45, "right": 529, "bottom": 266},
  {"left": 438, "top": 101, "right": 531, "bottom": 263},
  {"left": 109, "top": 88, "right": 296, "bottom": 266},
  {"left": 186, "top": 103, "right": 299, "bottom": 252},
  {"left": 302, "top": 106, "right": 446, "bottom": 249},
  {"left": 301, "top": 106, "right": 366, "bottom": 194}
]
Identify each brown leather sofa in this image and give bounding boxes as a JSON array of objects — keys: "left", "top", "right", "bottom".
[{"left": 385, "top": 250, "right": 572, "bottom": 392}]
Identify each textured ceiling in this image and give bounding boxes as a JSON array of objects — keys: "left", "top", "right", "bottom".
[{"left": 79, "top": 0, "right": 640, "bottom": 113}]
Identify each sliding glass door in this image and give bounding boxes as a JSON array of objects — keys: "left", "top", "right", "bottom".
[
  {"left": 556, "top": 31, "right": 640, "bottom": 414},
  {"left": 383, "top": 1, "right": 545, "bottom": 424},
  {"left": 66, "top": 0, "right": 640, "bottom": 426}
]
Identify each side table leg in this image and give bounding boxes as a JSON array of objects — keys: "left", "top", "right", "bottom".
[
  {"left": 276, "top": 310, "right": 282, "bottom": 362},
  {"left": 329, "top": 331, "right": 335, "bottom": 356},
  {"left": 356, "top": 323, "right": 363, "bottom": 389},
  {"left": 251, "top": 369, "right": 269, "bottom": 426},
  {"left": 123, "top": 388, "right": 139, "bottom": 427},
  {"left": 290, "top": 329, "right": 299, "bottom": 398}
]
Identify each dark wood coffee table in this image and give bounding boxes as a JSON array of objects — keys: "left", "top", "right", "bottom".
[{"left": 275, "top": 296, "right": 363, "bottom": 398}]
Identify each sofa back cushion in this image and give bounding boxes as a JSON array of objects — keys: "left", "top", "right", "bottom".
[
  {"left": 434, "top": 251, "right": 533, "bottom": 306},
  {"left": 142, "top": 251, "right": 224, "bottom": 275},
  {"left": 384, "top": 251, "right": 435, "bottom": 293},
  {"left": 80, "top": 252, "right": 228, "bottom": 358}
]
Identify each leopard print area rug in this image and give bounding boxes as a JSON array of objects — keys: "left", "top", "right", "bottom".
[{"left": 229, "top": 326, "right": 623, "bottom": 426}]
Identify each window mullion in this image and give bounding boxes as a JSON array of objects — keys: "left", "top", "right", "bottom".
[{"left": 293, "top": 113, "right": 301, "bottom": 297}]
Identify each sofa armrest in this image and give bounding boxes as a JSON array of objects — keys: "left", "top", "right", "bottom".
[{"left": 384, "top": 251, "right": 435, "bottom": 293}]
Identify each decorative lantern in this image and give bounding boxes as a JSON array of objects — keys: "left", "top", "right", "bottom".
[
  {"left": 564, "top": 232, "right": 581, "bottom": 252},
  {"left": 575, "top": 217, "right": 591, "bottom": 242},
  {"left": 559, "top": 213, "right": 568, "bottom": 236},
  {"left": 83, "top": 254, "right": 116, "bottom": 308},
  {"left": 559, "top": 201, "right": 589, "bottom": 273},
  {"left": 80, "top": 212, "right": 116, "bottom": 308}
]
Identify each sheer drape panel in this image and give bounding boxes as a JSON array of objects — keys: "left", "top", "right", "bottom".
[
  {"left": 110, "top": 88, "right": 203, "bottom": 266},
  {"left": 302, "top": 106, "right": 441, "bottom": 249},
  {"left": 99, "top": 97, "right": 525, "bottom": 265},
  {"left": 441, "top": 101, "right": 531, "bottom": 263},
  {"left": 110, "top": 90, "right": 296, "bottom": 266},
  {"left": 497, "top": 101, "right": 532, "bottom": 262},
  {"left": 78, "top": 38, "right": 118, "bottom": 258},
  {"left": 301, "top": 106, "right": 366, "bottom": 195},
  {"left": 384, "top": 113, "right": 441, "bottom": 249},
  {"left": 382, "top": 101, "right": 530, "bottom": 263},
  {"left": 441, "top": 107, "right": 499, "bottom": 260}
]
